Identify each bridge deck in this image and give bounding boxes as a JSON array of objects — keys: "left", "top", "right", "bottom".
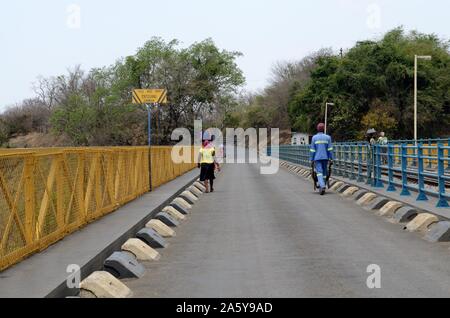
[
  {"left": 127, "top": 163, "right": 450, "bottom": 297},
  {"left": 0, "top": 169, "right": 198, "bottom": 298}
]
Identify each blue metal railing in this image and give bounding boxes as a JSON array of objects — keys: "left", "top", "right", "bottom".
[{"left": 267, "top": 139, "right": 450, "bottom": 208}]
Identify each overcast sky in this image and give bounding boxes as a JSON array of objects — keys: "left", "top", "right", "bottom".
[{"left": 0, "top": 0, "right": 448, "bottom": 110}]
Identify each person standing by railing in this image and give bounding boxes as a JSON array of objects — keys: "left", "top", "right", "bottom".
[
  {"left": 366, "top": 128, "right": 377, "bottom": 183},
  {"left": 310, "top": 123, "right": 334, "bottom": 195},
  {"left": 378, "top": 132, "right": 388, "bottom": 164}
]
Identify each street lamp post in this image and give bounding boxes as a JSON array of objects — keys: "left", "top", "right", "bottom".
[
  {"left": 414, "top": 55, "right": 432, "bottom": 142},
  {"left": 325, "top": 102, "right": 334, "bottom": 135}
]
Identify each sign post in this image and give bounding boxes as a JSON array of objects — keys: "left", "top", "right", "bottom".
[
  {"left": 132, "top": 89, "right": 168, "bottom": 191},
  {"left": 147, "top": 104, "right": 152, "bottom": 147}
]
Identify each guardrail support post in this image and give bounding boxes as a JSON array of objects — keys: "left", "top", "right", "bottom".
[
  {"left": 341, "top": 145, "right": 346, "bottom": 178},
  {"left": 366, "top": 144, "right": 372, "bottom": 185},
  {"left": 357, "top": 144, "right": 364, "bottom": 182},
  {"left": 350, "top": 144, "right": 356, "bottom": 180},
  {"left": 375, "top": 145, "right": 384, "bottom": 188},
  {"left": 446, "top": 138, "right": 450, "bottom": 171},
  {"left": 24, "top": 155, "right": 35, "bottom": 245},
  {"left": 428, "top": 140, "right": 433, "bottom": 169},
  {"left": 417, "top": 143, "right": 428, "bottom": 201},
  {"left": 334, "top": 145, "right": 340, "bottom": 176},
  {"left": 387, "top": 144, "right": 396, "bottom": 192},
  {"left": 437, "top": 143, "right": 450, "bottom": 208},
  {"left": 400, "top": 144, "right": 411, "bottom": 196}
]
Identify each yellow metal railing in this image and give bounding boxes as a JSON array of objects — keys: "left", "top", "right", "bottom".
[{"left": 0, "top": 146, "right": 196, "bottom": 271}]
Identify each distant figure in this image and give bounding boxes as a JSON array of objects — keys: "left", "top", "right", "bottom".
[
  {"left": 198, "top": 135, "right": 220, "bottom": 193},
  {"left": 377, "top": 132, "right": 388, "bottom": 145},
  {"left": 310, "top": 123, "right": 334, "bottom": 195},
  {"left": 377, "top": 132, "right": 388, "bottom": 164},
  {"left": 366, "top": 128, "right": 377, "bottom": 181},
  {"left": 367, "top": 128, "right": 377, "bottom": 146}
]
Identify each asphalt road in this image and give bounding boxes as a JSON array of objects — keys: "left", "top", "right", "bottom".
[{"left": 127, "top": 162, "right": 450, "bottom": 298}]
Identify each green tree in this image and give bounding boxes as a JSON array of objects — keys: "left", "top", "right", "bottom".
[{"left": 289, "top": 28, "right": 450, "bottom": 140}]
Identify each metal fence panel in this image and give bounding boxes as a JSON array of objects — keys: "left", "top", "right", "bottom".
[
  {"left": 268, "top": 139, "right": 450, "bottom": 209},
  {"left": 0, "top": 146, "right": 195, "bottom": 271}
]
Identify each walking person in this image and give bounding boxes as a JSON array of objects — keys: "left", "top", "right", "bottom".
[
  {"left": 198, "top": 135, "right": 220, "bottom": 193},
  {"left": 310, "top": 123, "right": 334, "bottom": 195}
]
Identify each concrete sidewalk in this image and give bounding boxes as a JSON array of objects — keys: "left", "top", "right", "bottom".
[{"left": 0, "top": 169, "right": 198, "bottom": 298}]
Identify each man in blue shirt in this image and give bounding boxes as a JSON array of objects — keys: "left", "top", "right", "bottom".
[{"left": 310, "top": 123, "right": 334, "bottom": 195}]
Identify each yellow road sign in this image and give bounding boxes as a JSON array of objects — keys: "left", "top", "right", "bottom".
[{"left": 132, "top": 89, "right": 168, "bottom": 104}]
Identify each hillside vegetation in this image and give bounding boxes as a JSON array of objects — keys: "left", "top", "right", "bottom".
[{"left": 1, "top": 28, "right": 449, "bottom": 147}]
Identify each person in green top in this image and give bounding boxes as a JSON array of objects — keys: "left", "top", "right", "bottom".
[
  {"left": 378, "top": 132, "right": 388, "bottom": 145},
  {"left": 377, "top": 132, "right": 388, "bottom": 164}
]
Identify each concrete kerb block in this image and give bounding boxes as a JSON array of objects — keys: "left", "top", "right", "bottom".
[
  {"left": 179, "top": 193, "right": 195, "bottom": 205},
  {"left": 162, "top": 206, "right": 186, "bottom": 221},
  {"left": 342, "top": 186, "right": 359, "bottom": 197},
  {"left": 146, "top": 219, "right": 176, "bottom": 238},
  {"left": 330, "top": 182, "right": 344, "bottom": 192},
  {"left": 188, "top": 186, "right": 203, "bottom": 197},
  {"left": 182, "top": 191, "right": 198, "bottom": 202},
  {"left": 392, "top": 207, "right": 419, "bottom": 224},
  {"left": 103, "top": 251, "right": 145, "bottom": 279},
  {"left": 155, "top": 212, "right": 180, "bottom": 227},
  {"left": 170, "top": 203, "right": 189, "bottom": 215},
  {"left": 136, "top": 228, "right": 168, "bottom": 249},
  {"left": 193, "top": 182, "right": 206, "bottom": 192},
  {"left": 328, "top": 179, "right": 338, "bottom": 187},
  {"left": 424, "top": 222, "right": 450, "bottom": 243},
  {"left": 405, "top": 213, "right": 439, "bottom": 233},
  {"left": 337, "top": 184, "right": 351, "bottom": 193},
  {"left": 173, "top": 197, "right": 192, "bottom": 210},
  {"left": 357, "top": 193, "right": 377, "bottom": 206},
  {"left": 364, "top": 197, "right": 390, "bottom": 211},
  {"left": 80, "top": 271, "right": 132, "bottom": 298},
  {"left": 378, "top": 201, "right": 403, "bottom": 217},
  {"left": 352, "top": 189, "right": 369, "bottom": 201},
  {"left": 121, "top": 238, "right": 161, "bottom": 261}
]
